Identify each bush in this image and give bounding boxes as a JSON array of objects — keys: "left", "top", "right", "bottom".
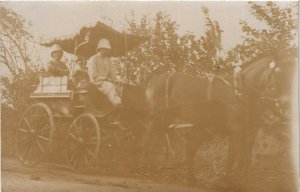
[{"left": 1, "top": 69, "right": 39, "bottom": 157}]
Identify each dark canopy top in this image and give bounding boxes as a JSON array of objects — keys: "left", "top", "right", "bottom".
[{"left": 40, "top": 21, "right": 142, "bottom": 58}]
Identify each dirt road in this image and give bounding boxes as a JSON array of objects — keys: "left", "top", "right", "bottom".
[{"left": 2, "top": 158, "right": 214, "bottom": 192}]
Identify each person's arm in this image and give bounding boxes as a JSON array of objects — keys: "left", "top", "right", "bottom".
[
  {"left": 46, "top": 61, "right": 56, "bottom": 74},
  {"left": 109, "top": 62, "right": 117, "bottom": 83},
  {"left": 46, "top": 61, "right": 69, "bottom": 76}
]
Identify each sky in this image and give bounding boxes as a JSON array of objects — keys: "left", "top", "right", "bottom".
[
  {"left": 1, "top": 1, "right": 295, "bottom": 70},
  {"left": 3, "top": 1, "right": 272, "bottom": 49}
]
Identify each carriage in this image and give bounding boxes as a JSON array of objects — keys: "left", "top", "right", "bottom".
[{"left": 15, "top": 21, "right": 169, "bottom": 172}]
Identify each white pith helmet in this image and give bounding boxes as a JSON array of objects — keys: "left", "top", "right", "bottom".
[
  {"left": 97, "top": 38, "right": 111, "bottom": 50},
  {"left": 51, "top": 44, "right": 63, "bottom": 57}
]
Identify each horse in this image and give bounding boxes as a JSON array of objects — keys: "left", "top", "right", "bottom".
[
  {"left": 143, "top": 51, "right": 297, "bottom": 189},
  {"left": 144, "top": 70, "right": 244, "bottom": 183}
]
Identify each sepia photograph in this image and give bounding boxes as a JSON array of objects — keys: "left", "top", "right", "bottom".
[{"left": 0, "top": 1, "right": 298, "bottom": 192}]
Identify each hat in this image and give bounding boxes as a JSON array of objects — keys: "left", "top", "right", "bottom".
[
  {"left": 51, "top": 44, "right": 63, "bottom": 57},
  {"left": 96, "top": 38, "right": 111, "bottom": 50}
]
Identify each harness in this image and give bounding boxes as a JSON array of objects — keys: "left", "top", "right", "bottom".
[
  {"left": 165, "top": 72, "right": 176, "bottom": 109},
  {"left": 164, "top": 72, "right": 233, "bottom": 109},
  {"left": 207, "top": 74, "right": 234, "bottom": 100}
]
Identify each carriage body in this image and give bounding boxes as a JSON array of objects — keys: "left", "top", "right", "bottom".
[
  {"left": 29, "top": 73, "right": 95, "bottom": 117},
  {"left": 31, "top": 75, "right": 73, "bottom": 117}
]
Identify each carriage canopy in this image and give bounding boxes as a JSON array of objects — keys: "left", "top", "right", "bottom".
[{"left": 40, "top": 21, "right": 142, "bottom": 58}]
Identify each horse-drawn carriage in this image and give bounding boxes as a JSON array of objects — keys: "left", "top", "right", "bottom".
[
  {"left": 15, "top": 21, "right": 169, "bottom": 172},
  {"left": 15, "top": 20, "right": 295, "bottom": 189}
]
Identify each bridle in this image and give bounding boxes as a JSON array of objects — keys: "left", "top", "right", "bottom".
[{"left": 250, "top": 60, "right": 288, "bottom": 121}]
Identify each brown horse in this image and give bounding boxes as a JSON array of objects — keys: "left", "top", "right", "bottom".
[
  {"left": 144, "top": 71, "right": 244, "bottom": 182},
  {"left": 143, "top": 51, "right": 297, "bottom": 188}
]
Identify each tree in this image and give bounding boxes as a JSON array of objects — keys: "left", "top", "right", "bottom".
[
  {"left": 199, "top": 6, "right": 224, "bottom": 74},
  {"left": 0, "top": 4, "right": 35, "bottom": 77},
  {"left": 124, "top": 11, "right": 182, "bottom": 85},
  {"left": 226, "top": 2, "right": 298, "bottom": 65},
  {"left": 121, "top": 9, "right": 225, "bottom": 85},
  {"left": 0, "top": 4, "right": 38, "bottom": 110}
]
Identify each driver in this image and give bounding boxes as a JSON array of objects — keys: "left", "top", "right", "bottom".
[{"left": 87, "top": 38, "right": 121, "bottom": 107}]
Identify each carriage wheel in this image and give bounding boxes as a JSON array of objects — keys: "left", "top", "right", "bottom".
[
  {"left": 66, "top": 113, "right": 100, "bottom": 172},
  {"left": 16, "top": 103, "right": 54, "bottom": 167}
]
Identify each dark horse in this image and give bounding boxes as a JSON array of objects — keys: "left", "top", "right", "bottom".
[{"left": 143, "top": 51, "right": 297, "bottom": 189}]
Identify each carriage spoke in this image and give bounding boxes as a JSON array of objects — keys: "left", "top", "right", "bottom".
[
  {"left": 30, "top": 141, "right": 38, "bottom": 164},
  {"left": 74, "top": 123, "right": 81, "bottom": 138},
  {"left": 36, "top": 127, "right": 50, "bottom": 136},
  {"left": 69, "top": 133, "right": 79, "bottom": 142},
  {"left": 18, "top": 137, "right": 31, "bottom": 155},
  {"left": 74, "top": 149, "right": 82, "bottom": 169},
  {"left": 31, "top": 108, "right": 40, "bottom": 130},
  {"left": 37, "top": 135, "right": 50, "bottom": 142},
  {"left": 34, "top": 141, "right": 42, "bottom": 162},
  {"left": 26, "top": 143, "right": 33, "bottom": 165},
  {"left": 79, "top": 151, "right": 87, "bottom": 169},
  {"left": 85, "top": 135, "right": 98, "bottom": 143},
  {"left": 17, "top": 135, "right": 30, "bottom": 144},
  {"left": 67, "top": 145, "right": 79, "bottom": 162},
  {"left": 85, "top": 147, "right": 95, "bottom": 158},
  {"left": 18, "top": 128, "right": 28, "bottom": 133},
  {"left": 82, "top": 150, "right": 90, "bottom": 167},
  {"left": 22, "top": 140, "right": 34, "bottom": 163},
  {"left": 36, "top": 140, "right": 46, "bottom": 153},
  {"left": 24, "top": 118, "right": 33, "bottom": 131},
  {"left": 35, "top": 115, "right": 48, "bottom": 128},
  {"left": 84, "top": 126, "right": 93, "bottom": 140},
  {"left": 70, "top": 149, "right": 79, "bottom": 167},
  {"left": 29, "top": 139, "right": 39, "bottom": 164}
]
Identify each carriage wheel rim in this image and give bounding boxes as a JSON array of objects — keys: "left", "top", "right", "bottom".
[{"left": 16, "top": 103, "right": 53, "bottom": 167}]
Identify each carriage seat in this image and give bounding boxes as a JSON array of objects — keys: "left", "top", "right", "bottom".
[{"left": 31, "top": 75, "right": 71, "bottom": 98}]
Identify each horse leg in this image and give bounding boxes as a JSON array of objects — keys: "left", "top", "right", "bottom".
[
  {"left": 138, "top": 114, "right": 163, "bottom": 170},
  {"left": 224, "top": 115, "right": 246, "bottom": 190},
  {"left": 238, "top": 124, "right": 258, "bottom": 191},
  {"left": 184, "top": 128, "right": 201, "bottom": 186},
  {"left": 226, "top": 134, "right": 238, "bottom": 172}
]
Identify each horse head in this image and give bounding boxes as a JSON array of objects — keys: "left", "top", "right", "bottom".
[
  {"left": 271, "top": 50, "right": 297, "bottom": 109},
  {"left": 243, "top": 50, "right": 297, "bottom": 121}
]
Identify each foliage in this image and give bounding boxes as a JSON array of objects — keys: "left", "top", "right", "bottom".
[
  {"left": 0, "top": 4, "right": 35, "bottom": 76},
  {"left": 0, "top": 4, "right": 38, "bottom": 111},
  {"left": 1, "top": 69, "right": 39, "bottom": 111},
  {"left": 225, "top": 1, "right": 298, "bottom": 65},
  {"left": 122, "top": 9, "right": 224, "bottom": 86}
]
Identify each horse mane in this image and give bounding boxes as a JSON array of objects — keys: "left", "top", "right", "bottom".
[
  {"left": 241, "top": 54, "right": 272, "bottom": 71},
  {"left": 242, "top": 48, "right": 297, "bottom": 71},
  {"left": 242, "top": 55, "right": 273, "bottom": 76}
]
